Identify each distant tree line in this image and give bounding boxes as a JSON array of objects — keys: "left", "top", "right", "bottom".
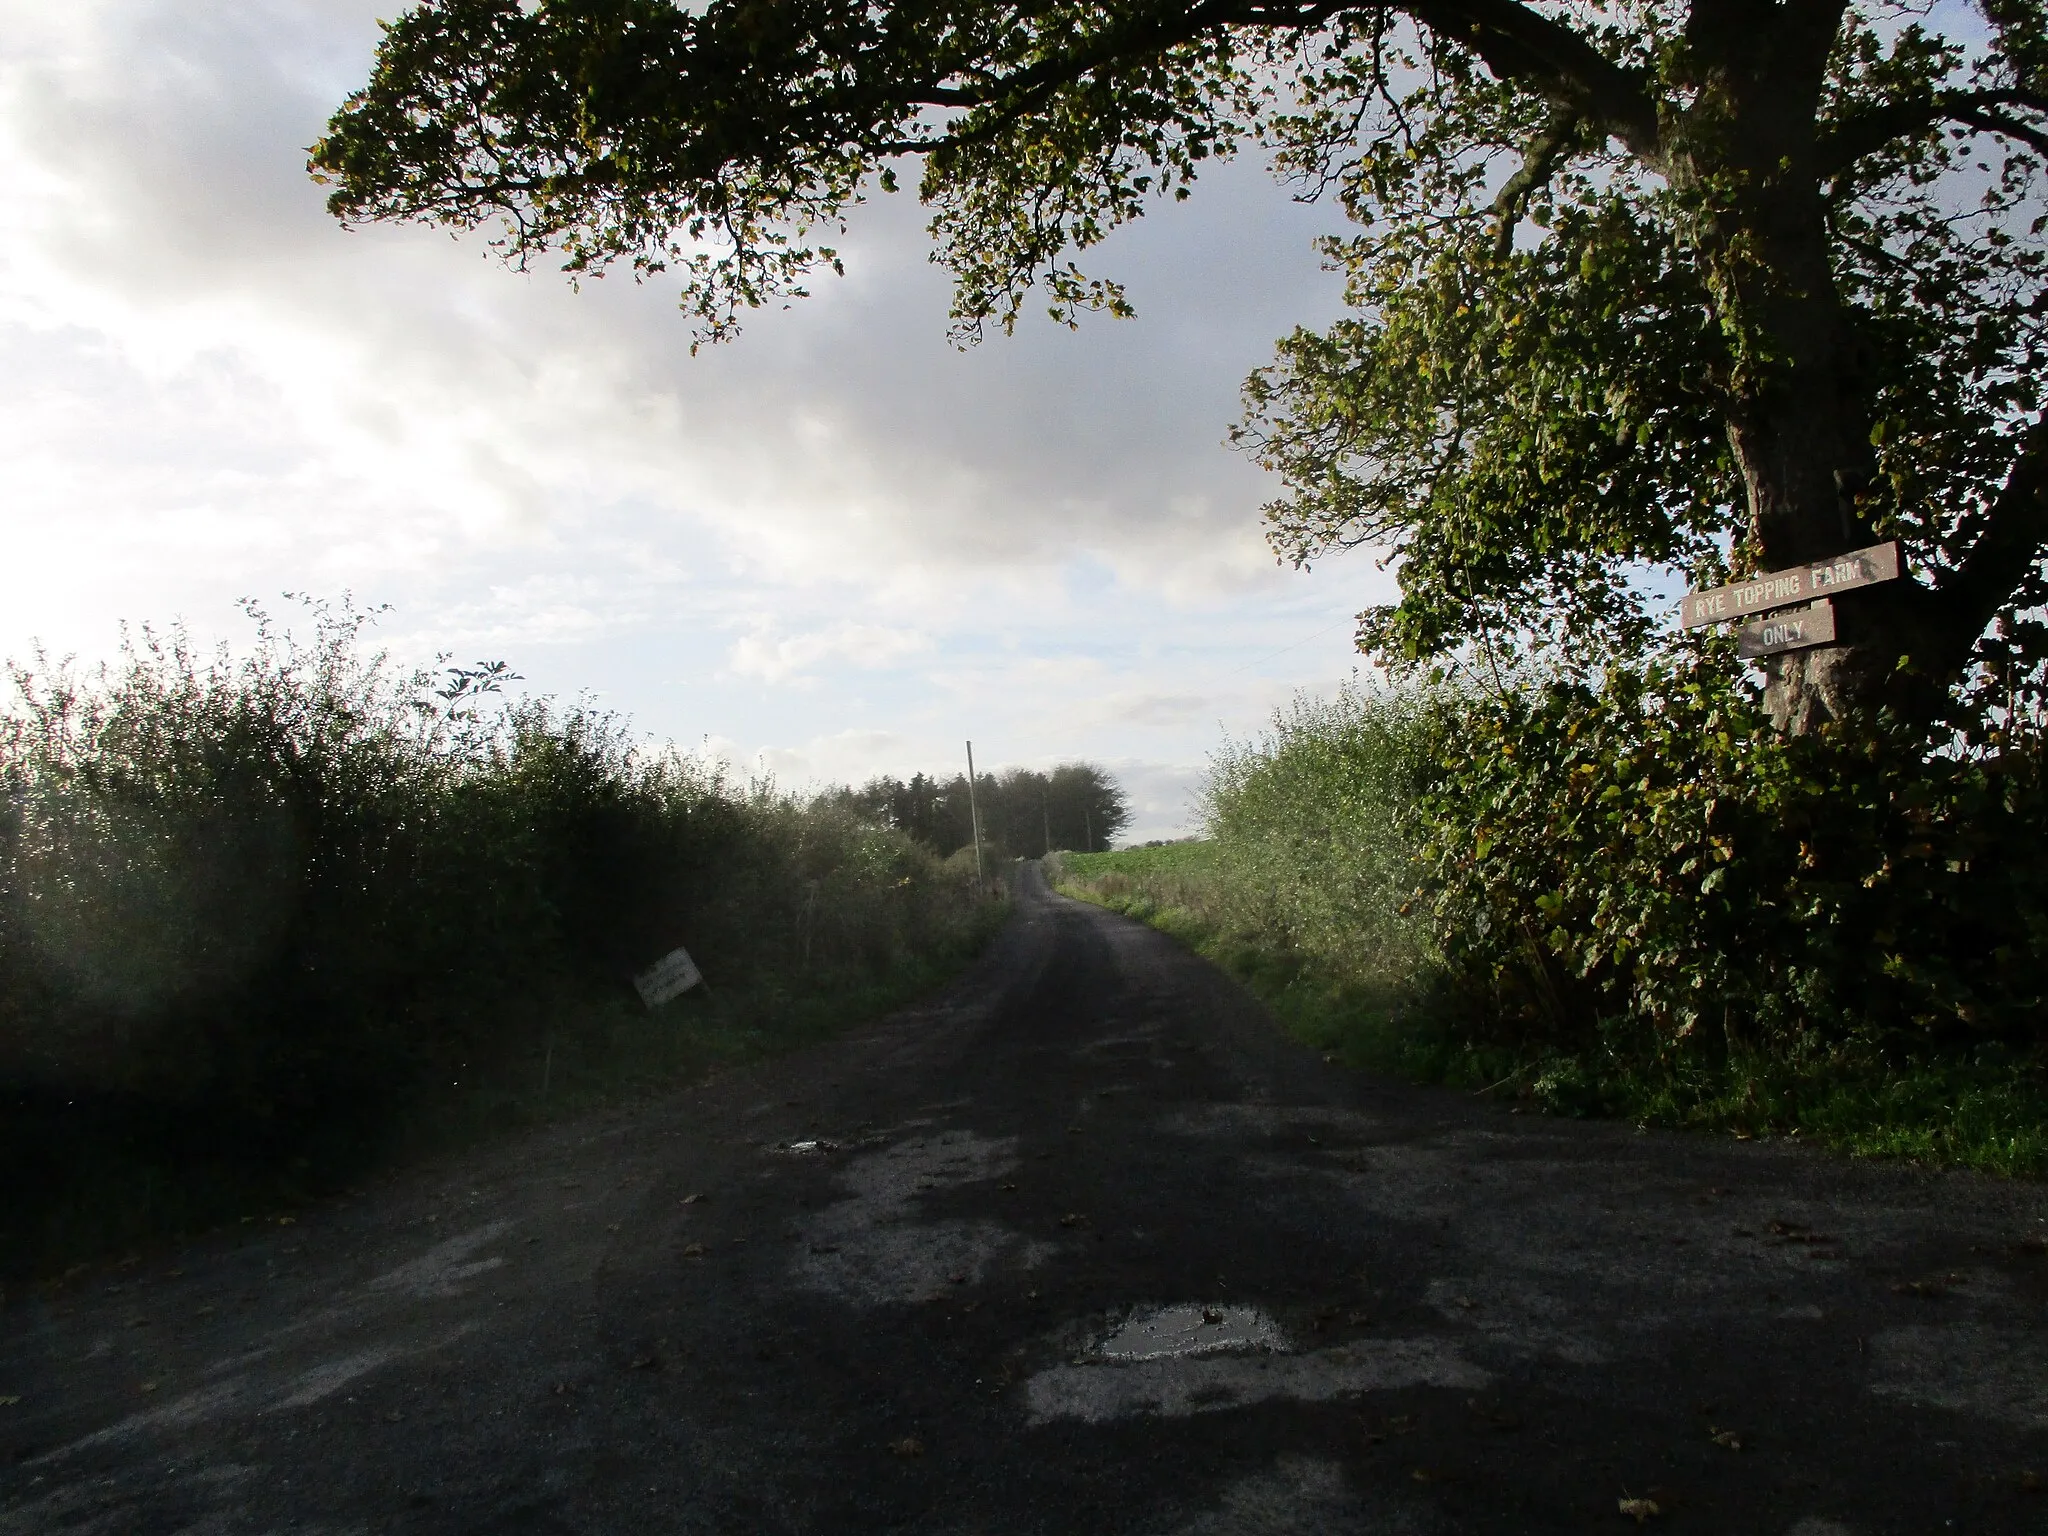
[{"left": 827, "top": 763, "right": 1131, "bottom": 858}]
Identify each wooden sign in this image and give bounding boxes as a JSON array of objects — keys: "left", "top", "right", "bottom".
[
  {"left": 633, "top": 946, "right": 703, "bottom": 1008},
  {"left": 1680, "top": 541, "right": 1899, "bottom": 629},
  {"left": 1736, "top": 600, "right": 1836, "bottom": 659}
]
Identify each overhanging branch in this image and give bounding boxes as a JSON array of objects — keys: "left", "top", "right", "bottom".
[
  {"left": 1491, "top": 105, "right": 1581, "bottom": 258},
  {"left": 1818, "top": 86, "right": 2048, "bottom": 174},
  {"left": 1930, "top": 416, "right": 2048, "bottom": 657}
]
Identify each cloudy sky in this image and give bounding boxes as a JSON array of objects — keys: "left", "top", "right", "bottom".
[{"left": 0, "top": 0, "right": 1396, "bottom": 839}]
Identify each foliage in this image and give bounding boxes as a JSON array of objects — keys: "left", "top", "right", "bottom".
[
  {"left": 0, "top": 601, "right": 995, "bottom": 1273},
  {"left": 1416, "top": 645, "right": 2048, "bottom": 1054},
  {"left": 1204, "top": 683, "right": 1433, "bottom": 986},
  {"left": 1054, "top": 673, "right": 2048, "bottom": 1175},
  {"left": 829, "top": 761, "right": 1130, "bottom": 857},
  {"left": 315, "top": 0, "right": 2048, "bottom": 727},
  {"left": 1051, "top": 678, "right": 1440, "bottom": 1031}
]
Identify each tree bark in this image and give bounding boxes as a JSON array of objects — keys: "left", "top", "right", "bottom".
[{"left": 1658, "top": 0, "right": 1923, "bottom": 731}]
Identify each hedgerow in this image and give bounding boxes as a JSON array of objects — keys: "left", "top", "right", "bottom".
[{"left": 0, "top": 600, "right": 992, "bottom": 1271}]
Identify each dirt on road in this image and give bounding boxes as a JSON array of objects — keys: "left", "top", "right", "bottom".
[{"left": 4, "top": 865, "right": 2047, "bottom": 1533}]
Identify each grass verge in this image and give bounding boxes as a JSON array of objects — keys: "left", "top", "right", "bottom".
[{"left": 1051, "top": 847, "right": 2048, "bottom": 1176}]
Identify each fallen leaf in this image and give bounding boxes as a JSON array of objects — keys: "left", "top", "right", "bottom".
[
  {"left": 1708, "top": 1427, "right": 1743, "bottom": 1451},
  {"left": 1892, "top": 1278, "right": 1948, "bottom": 1297},
  {"left": 1058, "top": 1213, "right": 1085, "bottom": 1228},
  {"left": 628, "top": 1355, "right": 661, "bottom": 1371},
  {"left": 2015, "top": 1234, "right": 2047, "bottom": 1256},
  {"left": 0, "top": 1396, "right": 19, "bottom": 1407},
  {"left": 138, "top": 1382, "right": 158, "bottom": 1394},
  {"left": 1201, "top": 1306, "right": 1225, "bottom": 1324},
  {"left": 1410, "top": 1467, "right": 1439, "bottom": 1483},
  {"left": 2018, "top": 1470, "right": 2042, "bottom": 1493},
  {"left": 889, "top": 1436, "right": 925, "bottom": 1458},
  {"left": 809, "top": 1243, "right": 841, "bottom": 1255},
  {"left": 681, "top": 1244, "right": 706, "bottom": 1258},
  {"left": 680, "top": 1194, "right": 706, "bottom": 1205},
  {"left": 997, "top": 1183, "right": 1018, "bottom": 1193},
  {"left": 948, "top": 1273, "right": 969, "bottom": 1285},
  {"left": 1618, "top": 1495, "right": 1660, "bottom": 1523},
  {"left": 1452, "top": 1296, "right": 1478, "bottom": 1311}
]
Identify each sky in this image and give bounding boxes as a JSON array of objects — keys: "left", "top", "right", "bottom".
[{"left": 0, "top": 0, "right": 1398, "bottom": 841}]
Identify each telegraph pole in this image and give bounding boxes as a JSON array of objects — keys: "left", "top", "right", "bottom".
[
  {"left": 1042, "top": 788, "right": 1051, "bottom": 857},
  {"left": 965, "top": 740, "right": 985, "bottom": 888}
]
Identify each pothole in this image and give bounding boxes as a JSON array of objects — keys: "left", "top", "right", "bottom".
[{"left": 1094, "top": 1304, "right": 1288, "bottom": 1361}]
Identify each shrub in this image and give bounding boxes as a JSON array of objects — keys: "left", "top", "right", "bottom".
[
  {"left": 1416, "top": 650, "right": 2048, "bottom": 1059},
  {"left": 0, "top": 601, "right": 990, "bottom": 1269}
]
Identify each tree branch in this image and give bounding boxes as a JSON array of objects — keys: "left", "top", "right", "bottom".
[
  {"left": 918, "top": 0, "right": 1661, "bottom": 165},
  {"left": 1930, "top": 416, "right": 2048, "bottom": 652},
  {"left": 1949, "top": 100, "right": 2048, "bottom": 157},
  {"left": 1817, "top": 87, "right": 2048, "bottom": 175},
  {"left": 1491, "top": 104, "right": 1581, "bottom": 258},
  {"left": 1405, "top": 0, "right": 1662, "bottom": 159}
]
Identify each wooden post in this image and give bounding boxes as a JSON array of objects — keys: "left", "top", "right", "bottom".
[{"left": 965, "top": 740, "right": 985, "bottom": 889}]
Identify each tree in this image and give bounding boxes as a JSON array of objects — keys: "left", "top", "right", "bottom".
[
  {"left": 312, "top": 0, "right": 2048, "bottom": 733},
  {"left": 985, "top": 763, "right": 1133, "bottom": 851},
  {"left": 832, "top": 762, "right": 1132, "bottom": 852}
]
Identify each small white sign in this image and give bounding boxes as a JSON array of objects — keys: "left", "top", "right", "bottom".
[{"left": 633, "top": 946, "right": 703, "bottom": 1008}]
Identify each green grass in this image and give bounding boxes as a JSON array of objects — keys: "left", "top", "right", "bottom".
[
  {"left": 1049, "top": 842, "right": 1470, "bottom": 1082},
  {"left": 1052, "top": 847, "right": 2048, "bottom": 1179}
]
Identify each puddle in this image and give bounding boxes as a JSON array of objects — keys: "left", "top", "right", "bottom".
[
  {"left": 1027, "top": 1338, "right": 1488, "bottom": 1424},
  {"left": 789, "top": 1131, "right": 1053, "bottom": 1304},
  {"left": 1095, "top": 1304, "right": 1287, "bottom": 1361}
]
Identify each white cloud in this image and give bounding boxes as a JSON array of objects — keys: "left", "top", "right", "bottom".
[
  {"left": 0, "top": 0, "right": 1392, "bottom": 823},
  {"left": 727, "top": 623, "right": 935, "bottom": 686}
]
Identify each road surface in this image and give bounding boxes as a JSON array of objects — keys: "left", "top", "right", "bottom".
[{"left": 4, "top": 865, "right": 2047, "bottom": 1532}]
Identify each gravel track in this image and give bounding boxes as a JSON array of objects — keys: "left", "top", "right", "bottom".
[{"left": 4, "top": 864, "right": 2046, "bottom": 1532}]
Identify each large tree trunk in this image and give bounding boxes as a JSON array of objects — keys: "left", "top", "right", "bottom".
[{"left": 1663, "top": 0, "right": 1910, "bottom": 733}]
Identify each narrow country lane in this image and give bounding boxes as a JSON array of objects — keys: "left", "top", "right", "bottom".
[{"left": 4, "top": 866, "right": 2046, "bottom": 1533}]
